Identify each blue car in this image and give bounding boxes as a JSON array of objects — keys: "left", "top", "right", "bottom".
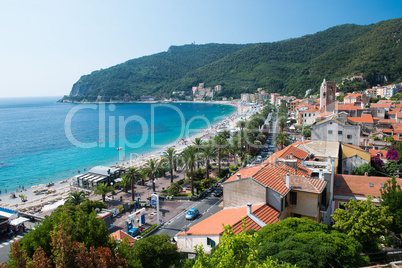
[{"left": 186, "top": 208, "right": 200, "bottom": 220}]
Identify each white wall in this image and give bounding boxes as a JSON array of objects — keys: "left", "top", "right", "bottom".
[{"left": 176, "top": 234, "right": 221, "bottom": 253}]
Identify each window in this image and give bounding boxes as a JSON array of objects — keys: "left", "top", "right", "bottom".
[
  {"left": 339, "top": 202, "right": 347, "bottom": 210},
  {"left": 335, "top": 181, "right": 341, "bottom": 187},
  {"left": 338, "top": 130, "right": 343, "bottom": 135},
  {"left": 369, "top": 183, "right": 374, "bottom": 187},
  {"left": 380, "top": 183, "right": 384, "bottom": 188},
  {"left": 347, "top": 135, "right": 352, "bottom": 139},
  {"left": 290, "top": 192, "right": 297, "bottom": 205},
  {"left": 328, "top": 130, "right": 333, "bottom": 134},
  {"left": 207, "top": 237, "right": 216, "bottom": 248},
  {"left": 309, "top": 113, "right": 311, "bottom": 117}
]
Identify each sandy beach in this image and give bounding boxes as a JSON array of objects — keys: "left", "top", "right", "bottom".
[{"left": 0, "top": 101, "right": 258, "bottom": 213}]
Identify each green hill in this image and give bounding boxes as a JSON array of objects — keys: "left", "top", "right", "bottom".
[{"left": 65, "top": 18, "right": 402, "bottom": 101}]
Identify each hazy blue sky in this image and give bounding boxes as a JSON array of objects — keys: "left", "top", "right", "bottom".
[{"left": 0, "top": 0, "right": 401, "bottom": 98}]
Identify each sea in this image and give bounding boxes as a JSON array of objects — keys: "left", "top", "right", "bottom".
[{"left": 0, "top": 97, "right": 236, "bottom": 194}]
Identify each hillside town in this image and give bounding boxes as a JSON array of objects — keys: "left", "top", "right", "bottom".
[{"left": 2, "top": 78, "right": 402, "bottom": 267}]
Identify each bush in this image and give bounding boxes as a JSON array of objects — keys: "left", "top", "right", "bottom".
[
  {"left": 167, "top": 182, "right": 182, "bottom": 196},
  {"left": 186, "top": 168, "right": 206, "bottom": 181},
  {"left": 229, "top": 165, "right": 238, "bottom": 172},
  {"left": 177, "top": 179, "right": 185, "bottom": 185},
  {"left": 215, "top": 168, "right": 230, "bottom": 178},
  {"left": 141, "top": 224, "right": 158, "bottom": 236}
]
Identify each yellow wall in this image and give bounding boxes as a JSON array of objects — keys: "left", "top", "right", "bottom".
[
  {"left": 284, "top": 191, "right": 320, "bottom": 220},
  {"left": 341, "top": 144, "right": 371, "bottom": 162}
]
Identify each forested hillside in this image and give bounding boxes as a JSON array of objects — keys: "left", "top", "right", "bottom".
[{"left": 64, "top": 18, "right": 401, "bottom": 101}]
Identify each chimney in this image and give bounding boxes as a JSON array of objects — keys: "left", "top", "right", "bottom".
[
  {"left": 246, "top": 203, "right": 266, "bottom": 228},
  {"left": 319, "top": 169, "right": 324, "bottom": 180},
  {"left": 286, "top": 174, "right": 290, "bottom": 188},
  {"left": 289, "top": 153, "right": 293, "bottom": 159},
  {"left": 247, "top": 203, "right": 252, "bottom": 216},
  {"left": 364, "top": 172, "right": 368, "bottom": 176},
  {"left": 237, "top": 174, "right": 241, "bottom": 180}
]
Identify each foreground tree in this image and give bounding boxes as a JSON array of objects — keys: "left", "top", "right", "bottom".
[
  {"left": 93, "top": 182, "right": 114, "bottom": 202},
  {"left": 213, "top": 135, "right": 228, "bottom": 176},
  {"left": 117, "top": 234, "right": 183, "bottom": 268},
  {"left": 332, "top": 195, "right": 393, "bottom": 252},
  {"left": 194, "top": 225, "right": 296, "bottom": 268},
  {"left": 64, "top": 191, "right": 88, "bottom": 205},
  {"left": 256, "top": 217, "right": 368, "bottom": 267},
  {"left": 380, "top": 177, "right": 402, "bottom": 247}
]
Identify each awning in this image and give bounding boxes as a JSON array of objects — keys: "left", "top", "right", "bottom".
[
  {"left": 114, "top": 178, "right": 123, "bottom": 182},
  {"left": 9, "top": 217, "right": 29, "bottom": 226}
]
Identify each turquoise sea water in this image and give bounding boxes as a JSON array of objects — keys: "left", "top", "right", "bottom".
[{"left": 0, "top": 97, "right": 236, "bottom": 193}]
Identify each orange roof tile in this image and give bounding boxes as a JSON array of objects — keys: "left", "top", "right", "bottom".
[
  {"left": 285, "top": 174, "right": 327, "bottom": 194},
  {"left": 342, "top": 143, "right": 365, "bottom": 152},
  {"left": 302, "top": 108, "right": 319, "bottom": 113},
  {"left": 347, "top": 114, "right": 374, "bottom": 124},
  {"left": 110, "top": 230, "right": 136, "bottom": 244},
  {"left": 379, "top": 119, "right": 397, "bottom": 124},
  {"left": 371, "top": 103, "right": 393, "bottom": 108},
  {"left": 177, "top": 204, "right": 280, "bottom": 236},
  {"left": 373, "top": 117, "right": 380, "bottom": 120},
  {"left": 336, "top": 104, "right": 363, "bottom": 111},
  {"left": 268, "top": 145, "right": 309, "bottom": 161},
  {"left": 334, "top": 175, "right": 402, "bottom": 198},
  {"left": 369, "top": 149, "right": 387, "bottom": 157},
  {"left": 226, "top": 160, "right": 312, "bottom": 195}
]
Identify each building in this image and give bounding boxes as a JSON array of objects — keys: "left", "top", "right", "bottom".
[
  {"left": 319, "top": 79, "right": 336, "bottom": 112},
  {"left": 333, "top": 174, "right": 402, "bottom": 209},
  {"left": 300, "top": 108, "right": 320, "bottom": 125},
  {"left": 140, "top": 96, "right": 155, "bottom": 101},
  {"left": 311, "top": 116, "right": 360, "bottom": 146},
  {"left": 340, "top": 143, "right": 371, "bottom": 175},
  {"left": 175, "top": 204, "right": 279, "bottom": 253},
  {"left": 270, "top": 93, "right": 280, "bottom": 106},
  {"left": 75, "top": 166, "right": 124, "bottom": 190},
  {"left": 343, "top": 93, "right": 370, "bottom": 106}
]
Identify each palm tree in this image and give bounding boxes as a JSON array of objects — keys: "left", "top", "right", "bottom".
[
  {"left": 164, "top": 148, "right": 176, "bottom": 183},
  {"left": 201, "top": 143, "right": 216, "bottom": 181},
  {"left": 181, "top": 146, "right": 197, "bottom": 196},
  {"left": 220, "top": 129, "right": 231, "bottom": 139},
  {"left": 65, "top": 191, "right": 88, "bottom": 205},
  {"left": 144, "top": 158, "right": 159, "bottom": 192},
  {"left": 275, "top": 132, "right": 290, "bottom": 150},
  {"left": 125, "top": 167, "right": 142, "bottom": 201},
  {"left": 279, "top": 118, "right": 287, "bottom": 133},
  {"left": 237, "top": 121, "right": 247, "bottom": 164},
  {"left": 193, "top": 138, "right": 203, "bottom": 168},
  {"left": 119, "top": 176, "right": 131, "bottom": 193},
  {"left": 213, "top": 135, "right": 228, "bottom": 176},
  {"left": 229, "top": 137, "right": 240, "bottom": 166},
  {"left": 93, "top": 183, "right": 114, "bottom": 202}
]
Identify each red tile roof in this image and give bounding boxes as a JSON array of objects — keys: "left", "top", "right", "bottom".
[
  {"left": 369, "top": 149, "right": 387, "bottom": 157},
  {"left": 110, "top": 230, "right": 136, "bottom": 245},
  {"left": 285, "top": 174, "right": 327, "bottom": 194},
  {"left": 226, "top": 160, "right": 312, "bottom": 195},
  {"left": 371, "top": 103, "right": 393, "bottom": 109},
  {"left": 336, "top": 104, "right": 363, "bottom": 111},
  {"left": 342, "top": 143, "right": 365, "bottom": 152},
  {"left": 268, "top": 145, "right": 309, "bottom": 161},
  {"left": 177, "top": 204, "right": 280, "bottom": 236},
  {"left": 379, "top": 119, "right": 397, "bottom": 124},
  {"left": 347, "top": 114, "right": 374, "bottom": 124},
  {"left": 334, "top": 174, "right": 402, "bottom": 198}
]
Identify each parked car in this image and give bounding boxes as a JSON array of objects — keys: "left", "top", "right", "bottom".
[
  {"left": 186, "top": 208, "right": 200, "bottom": 220},
  {"left": 213, "top": 189, "right": 223, "bottom": 197},
  {"left": 261, "top": 152, "right": 268, "bottom": 157}
]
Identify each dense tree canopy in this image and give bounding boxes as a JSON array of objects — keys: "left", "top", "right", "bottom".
[{"left": 332, "top": 196, "right": 393, "bottom": 252}]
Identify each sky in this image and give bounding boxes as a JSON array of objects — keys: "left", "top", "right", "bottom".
[{"left": 0, "top": 0, "right": 401, "bottom": 98}]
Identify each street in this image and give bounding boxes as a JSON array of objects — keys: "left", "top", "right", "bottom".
[{"left": 155, "top": 195, "right": 222, "bottom": 238}]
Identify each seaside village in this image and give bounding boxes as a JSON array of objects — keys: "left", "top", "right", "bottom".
[{"left": 1, "top": 78, "right": 402, "bottom": 266}]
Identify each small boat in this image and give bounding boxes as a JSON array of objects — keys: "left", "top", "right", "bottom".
[
  {"left": 99, "top": 140, "right": 103, "bottom": 144},
  {"left": 116, "top": 147, "right": 122, "bottom": 150}
]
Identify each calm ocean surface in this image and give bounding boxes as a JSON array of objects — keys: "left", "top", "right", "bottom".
[{"left": 0, "top": 97, "right": 236, "bottom": 193}]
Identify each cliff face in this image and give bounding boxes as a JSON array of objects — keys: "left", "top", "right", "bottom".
[{"left": 66, "top": 18, "right": 402, "bottom": 101}]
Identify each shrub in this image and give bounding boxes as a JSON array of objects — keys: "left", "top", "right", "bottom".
[{"left": 141, "top": 224, "right": 158, "bottom": 236}]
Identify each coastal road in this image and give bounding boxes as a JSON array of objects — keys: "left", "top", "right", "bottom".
[{"left": 155, "top": 195, "right": 222, "bottom": 238}]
